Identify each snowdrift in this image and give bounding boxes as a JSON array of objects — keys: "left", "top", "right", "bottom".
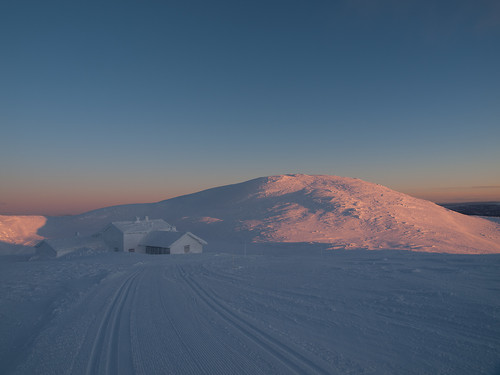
[
  {"left": 0, "top": 215, "right": 46, "bottom": 247},
  {"left": 2, "top": 175, "right": 500, "bottom": 254}
]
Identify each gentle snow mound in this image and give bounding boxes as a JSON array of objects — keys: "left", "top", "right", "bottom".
[
  {"left": 3, "top": 175, "right": 500, "bottom": 254},
  {"left": 237, "top": 175, "right": 500, "bottom": 253}
]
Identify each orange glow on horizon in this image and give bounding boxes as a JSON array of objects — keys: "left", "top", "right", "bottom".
[
  {"left": 405, "top": 186, "right": 500, "bottom": 203},
  {"left": 2, "top": 183, "right": 500, "bottom": 216},
  {"left": 0, "top": 190, "right": 188, "bottom": 216}
]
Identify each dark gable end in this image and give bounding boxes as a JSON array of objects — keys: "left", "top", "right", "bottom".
[{"left": 140, "top": 231, "right": 185, "bottom": 248}]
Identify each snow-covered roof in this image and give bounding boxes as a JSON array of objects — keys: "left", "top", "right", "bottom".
[
  {"left": 185, "top": 232, "right": 208, "bottom": 245},
  {"left": 35, "top": 236, "right": 107, "bottom": 256},
  {"left": 110, "top": 218, "right": 174, "bottom": 233},
  {"left": 140, "top": 231, "right": 207, "bottom": 248}
]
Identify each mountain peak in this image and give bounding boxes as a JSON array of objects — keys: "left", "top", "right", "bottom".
[{"left": 255, "top": 174, "right": 370, "bottom": 197}]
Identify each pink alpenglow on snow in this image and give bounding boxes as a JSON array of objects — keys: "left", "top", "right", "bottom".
[
  {"left": 1, "top": 175, "right": 500, "bottom": 255},
  {"left": 235, "top": 175, "right": 500, "bottom": 254},
  {"left": 0, "top": 215, "right": 46, "bottom": 246}
]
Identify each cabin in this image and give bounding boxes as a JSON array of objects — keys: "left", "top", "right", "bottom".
[
  {"left": 101, "top": 217, "right": 176, "bottom": 253},
  {"left": 140, "top": 231, "right": 207, "bottom": 254},
  {"left": 100, "top": 217, "right": 207, "bottom": 254}
]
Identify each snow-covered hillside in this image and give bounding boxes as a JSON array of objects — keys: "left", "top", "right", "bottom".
[
  {"left": 2, "top": 175, "right": 500, "bottom": 254},
  {"left": 0, "top": 215, "right": 46, "bottom": 249}
]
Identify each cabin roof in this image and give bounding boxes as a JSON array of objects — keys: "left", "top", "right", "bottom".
[
  {"left": 110, "top": 218, "right": 174, "bottom": 233},
  {"left": 140, "top": 231, "right": 207, "bottom": 248}
]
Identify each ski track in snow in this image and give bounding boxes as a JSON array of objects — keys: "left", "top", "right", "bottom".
[
  {"left": 179, "top": 266, "right": 331, "bottom": 375},
  {"left": 1, "top": 248, "right": 500, "bottom": 375},
  {"left": 84, "top": 270, "right": 139, "bottom": 375}
]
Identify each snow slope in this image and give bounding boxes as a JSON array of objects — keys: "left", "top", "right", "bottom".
[
  {"left": 1, "top": 247, "right": 499, "bottom": 374},
  {"left": 2, "top": 175, "right": 500, "bottom": 254},
  {"left": 0, "top": 215, "right": 46, "bottom": 246}
]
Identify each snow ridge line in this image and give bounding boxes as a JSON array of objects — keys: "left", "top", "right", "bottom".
[
  {"left": 179, "top": 267, "right": 331, "bottom": 375},
  {"left": 85, "top": 270, "right": 140, "bottom": 375}
]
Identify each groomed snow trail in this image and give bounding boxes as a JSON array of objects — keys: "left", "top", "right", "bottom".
[
  {"left": 1, "top": 248, "right": 500, "bottom": 374},
  {"left": 178, "top": 267, "right": 331, "bottom": 375},
  {"left": 84, "top": 270, "right": 140, "bottom": 375},
  {"left": 4, "top": 256, "right": 330, "bottom": 374}
]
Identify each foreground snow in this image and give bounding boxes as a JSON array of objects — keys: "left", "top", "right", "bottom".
[{"left": 1, "top": 244, "right": 499, "bottom": 374}]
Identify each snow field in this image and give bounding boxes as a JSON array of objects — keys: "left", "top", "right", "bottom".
[{"left": 1, "top": 245, "right": 500, "bottom": 374}]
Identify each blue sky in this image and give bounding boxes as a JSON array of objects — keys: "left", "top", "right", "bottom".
[{"left": 1, "top": 0, "right": 499, "bottom": 215}]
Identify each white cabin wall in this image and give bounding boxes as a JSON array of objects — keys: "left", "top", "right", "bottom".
[{"left": 170, "top": 235, "right": 203, "bottom": 254}]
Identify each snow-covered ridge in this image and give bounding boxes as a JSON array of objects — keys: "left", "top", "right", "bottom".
[
  {"left": 0, "top": 215, "right": 46, "bottom": 246},
  {"left": 234, "top": 174, "right": 500, "bottom": 253},
  {"left": 2, "top": 174, "right": 500, "bottom": 254}
]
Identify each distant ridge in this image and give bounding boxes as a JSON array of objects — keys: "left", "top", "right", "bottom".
[
  {"left": 2, "top": 174, "right": 500, "bottom": 254},
  {"left": 441, "top": 202, "right": 500, "bottom": 217}
]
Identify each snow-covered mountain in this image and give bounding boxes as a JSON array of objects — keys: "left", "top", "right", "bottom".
[{"left": 2, "top": 174, "right": 500, "bottom": 254}]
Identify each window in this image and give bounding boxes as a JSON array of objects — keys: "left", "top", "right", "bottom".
[
  {"left": 184, "top": 245, "right": 190, "bottom": 253},
  {"left": 146, "top": 246, "right": 170, "bottom": 255}
]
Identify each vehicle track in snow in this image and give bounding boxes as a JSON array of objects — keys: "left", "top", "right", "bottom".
[
  {"left": 156, "top": 279, "right": 203, "bottom": 372},
  {"left": 131, "top": 265, "right": 268, "bottom": 375},
  {"left": 4, "top": 252, "right": 500, "bottom": 375},
  {"left": 85, "top": 270, "right": 140, "bottom": 375},
  {"left": 179, "top": 266, "right": 331, "bottom": 375},
  {"left": 197, "top": 265, "right": 345, "bottom": 330}
]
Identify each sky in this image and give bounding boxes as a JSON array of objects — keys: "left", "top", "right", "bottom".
[{"left": 1, "top": 0, "right": 499, "bottom": 215}]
